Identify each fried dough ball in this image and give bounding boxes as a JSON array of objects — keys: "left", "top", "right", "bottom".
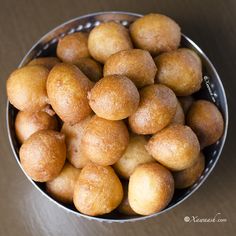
[
  {"left": 186, "top": 100, "right": 224, "bottom": 148},
  {"left": 7, "top": 65, "right": 49, "bottom": 112},
  {"left": 178, "top": 95, "right": 195, "bottom": 114},
  {"left": 88, "top": 75, "right": 140, "bottom": 120},
  {"left": 129, "top": 84, "right": 177, "bottom": 135},
  {"left": 73, "top": 163, "right": 123, "bottom": 216},
  {"left": 128, "top": 162, "right": 174, "bottom": 215},
  {"left": 113, "top": 134, "right": 155, "bottom": 179},
  {"left": 41, "top": 105, "right": 56, "bottom": 116},
  {"left": 171, "top": 101, "right": 185, "bottom": 125},
  {"left": 19, "top": 130, "right": 66, "bottom": 182},
  {"left": 155, "top": 48, "right": 202, "bottom": 96},
  {"left": 146, "top": 124, "right": 200, "bottom": 171},
  {"left": 75, "top": 57, "right": 102, "bottom": 82},
  {"left": 117, "top": 181, "right": 137, "bottom": 216},
  {"left": 46, "top": 162, "right": 81, "bottom": 203},
  {"left": 28, "top": 57, "right": 60, "bottom": 70},
  {"left": 173, "top": 152, "right": 205, "bottom": 189},
  {"left": 81, "top": 116, "right": 129, "bottom": 166},
  {"left": 15, "top": 110, "right": 58, "bottom": 144},
  {"left": 47, "top": 63, "right": 93, "bottom": 125},
  {"left": 56, "top": 32, "right": 90, "bottom": 63},
  {"left": 130, "top": 13, "right": 181, "bottom": 55},
  {"left": 88, "top": 22, "right": 133, "bottom": 63},
  {"left": 104, "top": 49, "right": 157, "bottom": 88},
  {"left": 61, "top": 114, "right": 93, "bottom": 168}
]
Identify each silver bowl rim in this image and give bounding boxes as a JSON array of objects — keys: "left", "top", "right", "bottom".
[{"left": 6, "top": 11, "right": 229, "bottom": 223}]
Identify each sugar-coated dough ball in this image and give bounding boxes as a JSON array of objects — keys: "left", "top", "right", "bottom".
[
  {"left": 113, "top": 134, "right": 155, "bottom": 179},
  {"left": 81, "top": 115, "right": 129, "bottom": 166},
  {"left": 46, "top": 162, "right": 81, "bottom": 203},
  {"left": 57, "top": 32, "right": 90, "bottom": 64},
  {"left": 88, "top": 75, "right": 140, "bottom": 120},
  {"left": 129, "top": 84, "right": 177, "bottom": 134},
  {"left": 155, "top": 48, "right": 202, "bottom": 96},
  {"left": 19, "top": 130, "right": 66, "bottom": 182},
  {"left": 73, "top": 163, "right": 123, "bottom": 216},
  {"left": 173, "top": 152, "right": 205, "bottom": 189},
  {"left": 61, "top": 115, "right": 93, "bottom": 168},
  {"left": 47, "top": 63, "right": 93, "bottom": 125},
  {"left": 104, "top": 49, "right": 157, "bottom": 88},
  {"left": 15, "top": 110, "right": 58, "bottom": 144},
  {"left": 130, "top": 13, "right": 181, "bottom": 55},
  {"left": 88, "top": 22, "right": 133, "bottom": 63},
  {"left": 187, "top": 100, "right": 224, "bottom": 148},
  {"left": 7, "top": 65, "right": 49, "bottom": 112},
  {"left": 128, "top": 162, "right": 174, "bottom": 215},
  {"left": 146, "top": 124, "right": 200, "bottom": 171}
]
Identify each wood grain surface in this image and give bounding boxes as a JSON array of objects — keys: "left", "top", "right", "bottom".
[{"left": 0, "top": 0, "right": 235, "bottom": 235}]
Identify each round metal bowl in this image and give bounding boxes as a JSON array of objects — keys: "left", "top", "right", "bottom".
[{"left": 6, "top": 11, "right": 228, "bottom": 223}]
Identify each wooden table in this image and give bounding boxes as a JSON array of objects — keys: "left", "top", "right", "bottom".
[{"left": 0, "top": 0, "right": 235, "bottom": 235}]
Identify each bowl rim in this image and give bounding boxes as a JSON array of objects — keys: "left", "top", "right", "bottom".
[{"left": 6, "top": 11, "right": 229, "bottom": 223}]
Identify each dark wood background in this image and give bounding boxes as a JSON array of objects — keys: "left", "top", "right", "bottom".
[{"left": 0, "top": 0, "right": 235, "bottom": 235}]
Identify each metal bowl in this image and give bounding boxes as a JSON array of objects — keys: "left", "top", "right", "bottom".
[{"left": 6, "top": 11, "right": 228, "bottom": 223}]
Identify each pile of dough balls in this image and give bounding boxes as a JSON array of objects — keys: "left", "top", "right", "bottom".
[{"left": 6, "top": 13, "right": 224, "bottom": 217}]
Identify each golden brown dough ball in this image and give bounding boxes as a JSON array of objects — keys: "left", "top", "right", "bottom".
[
  {"left": 129, "top": 84, "right": 177, "bottom": 135},
  {"left": 46, "top": 162, "right": 81, "bottom": 203},
  {"left": 73, "top": 163, "right": 123, "bottom": 216},
  {"left": 117, "top": 181, "right": 137, "bottom": 216},
  {"left": 88, "top": 22, "right": 133, "bottom": 63},
  {"left": 88, "top": 75, "right": 140, "bottom": 120},
  {"left": 130, "top": 13, "right": 181, "bottom": 55},
  {"left": 57, "top": 32, "right": 90, "bottom": 64},
  {"left": 61, "top": 114, "right": 93, "bottom": 169},
  {"left": 28, "top": 57, "right": 60, "bottom": 70},
  {"left": 186, "top": 100, "right": 224, "bottom": 148},
  {"left": 41, "top": 105, "right": 57, "bottom": 116},
  {"left": 128, "top": 162, "right": 174, "bottom": 215},
  {"left": 178, "top": 95, "right": 195, "bottom": 114},
  {"left": 7, "top": 65, "right": 49, "bottom": 112},
  {"left": 146, "top": 124, "right": 200, "bottom": 171},
  {"left": 155, "top": 48, "right": 202, "bottom": 96},
  {"left": 104, "top": 49, "right": 157, "bottom": 88},
  {"left": 81, "top": 115, "right": 129, "bottom": 166},
  {"left": 19, "top": 130, "right": 66, "bottom": 182},
  {"left": 47, "top": 63, "right": 93, "bottom": 125},
  {"left": 113, "top": 134, "right": 155, "bottom": 179},
  {"left": 15, "top": 110, "right": 58, "bottom": 144},
  {"left": 171, "top": 101, "right": 185, "bottom": 125},
  {"left": 173, "top": 152, "right": 205, "bottom": 189},
  {"left": 75, "top": 57, "right": 102, "bottom": 82}
]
